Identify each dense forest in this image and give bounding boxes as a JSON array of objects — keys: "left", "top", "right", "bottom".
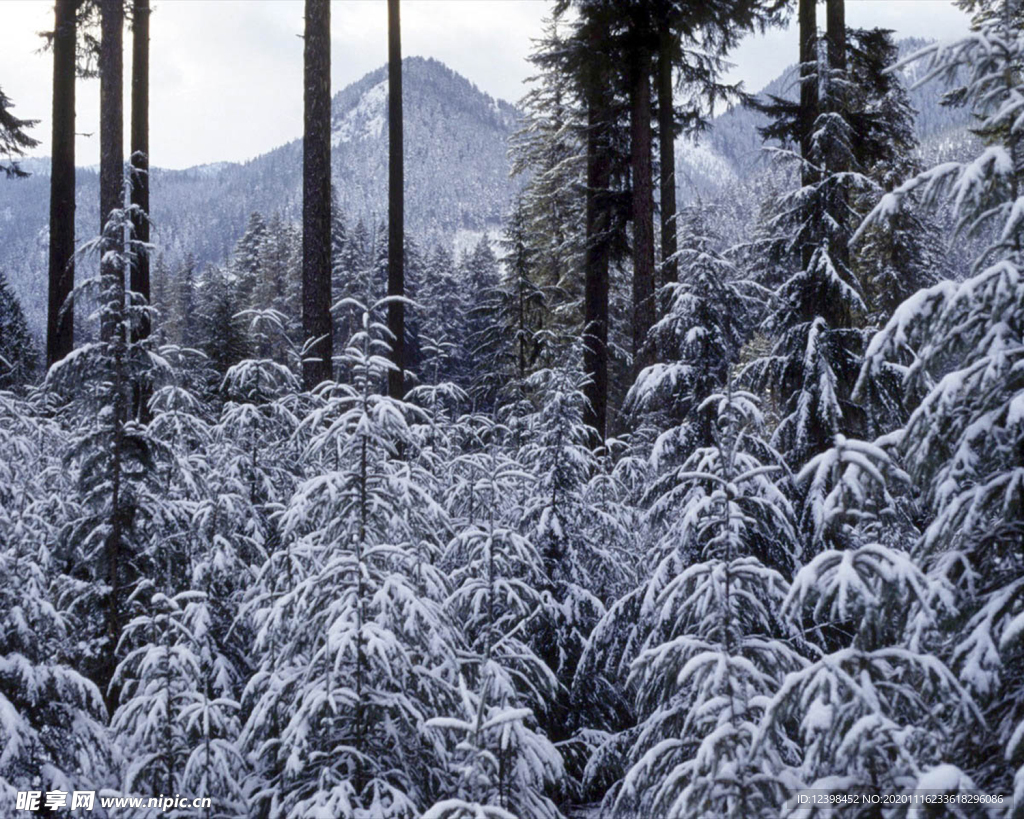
[{"left": 1, "top": 0, "right": 1023, "bottom": 816}]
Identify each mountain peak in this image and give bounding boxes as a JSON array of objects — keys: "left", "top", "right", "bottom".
[
  {"left": 0, "top": 55, "right": 523, "bottom": 335},
  {"left": 330, "top": 56, "right": 517, "bottom": 145}
]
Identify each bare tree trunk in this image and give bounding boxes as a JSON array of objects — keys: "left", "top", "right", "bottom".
[
  {"left": 826, "top": 0, "right": 846, "bottom": 75},
  {"left": 130, "top": 0, "right": 150, "bottom": 343},
  {"left": 798, "top": 0, "right": 817, "bottom": 270},
  {"left": 99, "top": 0, "right": 125, "bottom": 705},
  {"left": 798, "top": 0, "right": 817, "bottom": 181},
  {"left": 630, "top": 46, "right": 656, "bottom": 377},
  {"left": 387, "top": 0, "right": 405, "bottom": 399},
  {"left": 100, "top": 0, "right": 123, "bottom": 342},
  {"left": 657, "top": 22, "right": 677, "bottom": 300},
  {"left": 47, "top": 0, "right": 76, "bottom": 367},
  {"left": 825, "top": 0, "right": 848, "bottom": 274},
  {"left": 583, "top": 101, "right": 610, "bottom": 442},
  {"left": 130, "top": 0, "right": 151, "bottom": 421},
  {"left": 302, "top": 0, "right": 333, "bottom": 389}
]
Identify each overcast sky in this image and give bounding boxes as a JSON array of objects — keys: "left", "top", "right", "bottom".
[{"left": 1, "top": 0, "right": 972, "bottom": 170}]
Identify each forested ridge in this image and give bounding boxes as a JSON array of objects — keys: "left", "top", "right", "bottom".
[
  {"left": 1, "top": 0, "right": 1023, "bottom": 817},
  {"left": 0, "top": 39, "right": 976, "bottom": 343}
]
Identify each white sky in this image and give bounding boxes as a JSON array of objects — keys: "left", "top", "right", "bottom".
[{"left": 0, "top": 0, "right": 972, "bottom": 170}]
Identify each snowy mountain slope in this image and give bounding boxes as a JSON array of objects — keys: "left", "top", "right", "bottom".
[
  {"left": 676, "top": 37, "right": 978, "bottom": 201},
  {"left": 0, "top": 43, "right": 975, "bottom": 339},
  {"left": 0, "top": 56, "right": 521, "bottom": 335},
  {"left": 325, "top": 57, "right": 520, "bottom": 239}
]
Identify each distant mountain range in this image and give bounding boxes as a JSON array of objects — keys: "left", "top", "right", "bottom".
[
  {"left": 674, "top": 37, "right": 978, "bottom": 201},
  {"left": 0, "top": 57, "right": 521, "bottom": 334},
  {"left": 0, "top": 42, "right": 977, "bottom": 339}
]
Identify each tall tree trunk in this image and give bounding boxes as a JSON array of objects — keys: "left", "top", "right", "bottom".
[
  {"left": 798, "top": 0, "right": 817, "bottom": 179},
  {"left": 826, "top": 0, "right": 846, "bottom": 75},
  {"left": 630, "top": 46, "right": 656, "bottom": 377},
  {"left": 130, "top": 0, "right": 151, "bottom": 422},
  {"left": 657, "top": 22, "right": 677, "bottom": 301},
  {"left": 100, "top": 0, "right": 123, "bottom": 343},
  {"left": 47, "top": 0, "right": 76, "bottom": 368},
  {"left": 99, "top": 0, "right": 125, "bottom": 705},
  {"left": 130, "top": 0, "right": 150, "bottom": 343},
  {"left": 583, "top": 101, "right": 610, "bottom": 443},
  {"left": 387, "top": 0, "right": 405, "bottom": 399},
  {"left": 302, "top": 0, "right": 333, "bottom": 389},
  {"left": 825, "top": 0, "right": 849, "bottom": 273},
  {"left": 798, "top": 0, "right": 817, "bottom": 270}
]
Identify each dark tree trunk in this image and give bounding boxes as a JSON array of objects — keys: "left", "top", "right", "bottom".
[
  {"left": 99, "top": 0, "right": 125, "bottom": 705},
  {"left": 798, "top": 0, "right": 817, "bottom": 185},
  {"left": 798, "top": 0, "right": 817, "bottom": 270},
  {"left": 302, "top": 0, "right": 333, "bottom": 389},
  {"left": 387, "top": 0, "right": 405, "bottom": 399},
  {"left": 130, "top": 0, "right": 150, "bottom": 343},
  {"left": 630, "top": 46, "right": 656, "bottom": 377},
  {"left": 826, "top": 0, "right": 846, "bottom": 75},
  {"left": 130, "top": 0, "right": 151, "bottom": 422},
  {"left": 583, "top": 102, "right": 611, "bottom": 443},
  {"left": 47, "top": 0, "right": 76, "bottom": 368},
  {"left": 826, "top": 0, "right": 849, "bottom": 273},
  {"left": 99, "top": 0, "right": 123, "bottom": 343},
  {"left": 657, "top": 22, "right": 677, "bottom": 301}
]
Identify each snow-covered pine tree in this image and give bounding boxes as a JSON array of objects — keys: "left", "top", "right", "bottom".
[
  {"left": 0, "top": 267, "right": 37, "bottom": 388},
  {"left": 110, "top": 352, "right": 251, "bottom": 816},
  {"left": 407, "top": 336, "right": 471, "bottom": 535},
  {"left": 250, "top": 216, "right": 302, "bottom": 366},
  {"left": 593, "top": 385, "right": 804, "bottom": 818},
  {"left": 439, "top": 411, "right": 510, "bottom": 537},
  {"left": 460, "top": 236, "right": 502, "bottom": 394},
  {"left": 196, "top": 264, "right": 251, "bottom": 377},
  {"left": 851, "top": 2, "right": 1024, "bottom": 804},
  {"left": 417, "top": 245, "right": 467, "bottom": 388},
  {"left": 168, "top": 254, "right": 198, "bottom": 349},
  {"left": 150, "top": 253, "right": 171, "bottom": 347},
  {"left": 46, "top": 198, "right": 172, "bottom": 699},
  {"left": 0, "top": 85, "right": 39, "bottom": 178},
  {"left": 145, "top": 348, "right": 215, "bottom": 455},
  {"left": 344, "top": 219, "right": 373, "bottom": 289},
  {"left": 242, "top": 300, "right": 461, "bottom": 817},
  {"left": 519, "top": 362, "right": 645, "bottom": 786},
  {"left": 112, "top": 580, "right": 247, "bottom": 816},
  {"left": 628, "top": 204, "right": 761, "bottom": 447},
  {"left": 471, "top": 198, "right": 553, "bottom": 414},
  {"left": 509, "top": 17, "right": 587, "bottom": 346},
  {"left": 367, "top": 220, "right": 390, "bottom": 309},
  {"left": 424, "top": 678, "right": 564, "bottom": 819},
  {"left": 846, "top": 29, "right": 945, "bottom": 326},
  {"left": 231, "top": 211, "right": 268, "bottom": 312},
  {"left": 185, "top": 345, "right": 271, "bottom": 663},
  {"left": 223, "top": 210, "right": 268, "bottom": 346},
  {"left": 564, "top": 437, "right": 646, "bottom": 785},
  {"left": 333, "top": 219, "right": 377, "bottom": 374},
  {"left": 217, "top": 308, "right": 302, "bottom": 514},
  {"left": 329, "top": 194, "right": 349, "bottom": 361},
  {"left": 0, "top": 391, "right": 116, "bottom": 812},
  {"left": 746, "top": 25, "right": 882, "bottom": 470},
  {"left": 439, "top": 445, "right": 565, "bottom": 818},
  {"left": 751, "top": 432, "right": 979, "bottom": 811},
  {"left": 749, "top": 27, "right": 946, "bottom": 457},
  {"left": 521, "top": 365, "right": 620, "bottom": 694}
]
